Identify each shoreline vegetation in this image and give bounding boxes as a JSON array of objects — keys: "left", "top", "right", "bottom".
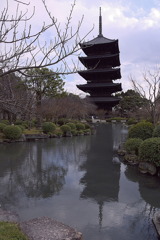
[
  {"left": 0, "top": 119, "right": 96, "bottom": 143},
  {"left": 117, "top": 120, "right": 160, "bottom": 178}
]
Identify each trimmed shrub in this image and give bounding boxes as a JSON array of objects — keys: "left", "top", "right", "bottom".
[
  {"left": 67, "top": 123, "right": 76, "bottom": 130},
  {"left": 42, "top": 122, "right": 56, "bottom": 134},
  {"left": 77, "top": 130, "right": 84, "bottom": 135},
  {"left": 71, "top": 129, "right": 77, "bottom": 136},
  {"left": 3, "top": 125, "right": 22, "bottom": 140},
  {"left": 125, "top": 138, "right": 143, "bottom": 155},
  {"left": 128, "top": 121, "right": 154, "bottom": 140},
  {"left": 15, "top": 124, "right": 25, "bottom": 132},
  {"left": 153, "top": 125, "right": 160, "bottom": 137},
  {"left": 60, "top": 124, "right": 71, "bottom": 134},
  {"left": 84, "top": 123, "right": 91, "bottom": 129},
  {"left": 127, "top": 118, "right": 137, "bottom": 125},
  {"left": 0, "top": 120, "right": 9, "bottom": 125},
  {"left": 139, "top": 137, "right": 160, "bottom": 166},
  {"left": 76, "top": 123, "right": 85, "bottom": 131},
  {"left": 54, "top": 128, "right": 63, "bottom": 137},
  {"left": 57, "top": 118, "right": 68, "bottom": 126},
  {"left": 0, "top": 123, "right": 7, "bottom": 133},
  {"left": 84, "top": 129, "right": 91, "bottom": 135},
  {"left": 15, "top": 120, "right": 29, "bottom": 129}
]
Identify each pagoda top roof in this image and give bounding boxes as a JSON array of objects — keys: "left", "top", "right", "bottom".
[
  {"left": 80, "top": 8, "right": 117, "bottom": 46},
  {"left": 80, "top": 35, "right": 117, "bottom": 46}
]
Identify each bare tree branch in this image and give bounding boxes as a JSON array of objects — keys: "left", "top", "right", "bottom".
[
  {"left": 0, "top": 0, "right": 93, "bottom": 77},
  {"left": 130, "top": 67, "right": 160, "bottom": 125}
]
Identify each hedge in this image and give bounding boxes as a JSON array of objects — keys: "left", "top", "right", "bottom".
[
  {"left": 128, "top": 121, "right": 154, "bottom": 140},
  {"left": 0, "top": 123, "right": 7, "bottom": 133},
  {"left": 3, "top": 125, "right": 22, "bottom": 140},
  {"left": 125, "top": 138, "right": 143, "bottom": 155},
  {"left": 153, "top": 125, "right": 160, "bottom": 137},
  {"left": 42, "top": 122, "right": 56, "bottom": 134},
  {"left": 139, "top": 137, "right": 160, "bottom": 166}
]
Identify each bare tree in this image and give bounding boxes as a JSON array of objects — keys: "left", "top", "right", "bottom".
[
  {"left": 41, "top": 94, "right": 96, "bottom": 121},
  {"left": 0, "top": 73, "right": 35, "bottom": 122},
  {"left": 130, "top": 67, "right": 160, "bottom": 125},
  {"left": 0, "top": 0, "right": 93, "bottom": 77}
]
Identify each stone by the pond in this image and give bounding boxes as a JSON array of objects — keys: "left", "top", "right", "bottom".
[
  {"left": 20, "top": 216, "right": 83, "bottom": 240},
  {"left": 0, "top": 208, "right": 19, "bottom": 222},
  {"left": 153, "top": 212, "right": 160, "bottom": 237},
  {"left": 138, "top": 162, "right": 157, "bottom": 175}
]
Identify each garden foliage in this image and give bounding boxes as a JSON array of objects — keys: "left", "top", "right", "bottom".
[
  {"left": 139, "top": 138, "right": 160, "bottom": 166},
  {"left": 125, "top": 138, "right": 143, "bottom": 155},
  {"left": 0, "top": 123, "right": 7, "bottom": 132},
  {"left": 128, "top": 121, "right": 153, "bottom": 140},
  {"left": 3, "top": 125, "right": 22, "bottom": 140},
  {"left": 42, "top": 122, "right": 56, "bottom": 134},
  {"left": 153, "top": 125, "right": 160, "bottom": 137}
]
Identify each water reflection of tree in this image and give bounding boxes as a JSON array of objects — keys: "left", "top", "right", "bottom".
[
  {"left": 0, "top": 140, "right": 67, "bottom": 206},
  {"left": 125, "top": 165, "right": 160, "bottom": 208},
  {"left": 0, "top": 136, "right": 90, "bottom": 207},
  {"left": 79, "top": 124, "right": 121, "bottom": 227},
  {"left": 124, "top": 165, "right": 159, "bottom": 239}
]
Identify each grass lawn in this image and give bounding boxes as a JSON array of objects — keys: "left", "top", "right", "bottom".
[
  {"left": 23, "top": 128, "right": 42, "bottom": 134},
  {"left": 0, "top": 222, "right": 29, "bottom": 240}
]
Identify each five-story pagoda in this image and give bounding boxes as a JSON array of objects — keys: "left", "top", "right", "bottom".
[{"left": 77, "top": 8, "right": 122, "bottom": 111}]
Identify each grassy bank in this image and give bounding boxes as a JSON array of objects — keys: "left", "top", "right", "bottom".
[{"left": 0, "top": 222, "right": 29, "bottom": 240}]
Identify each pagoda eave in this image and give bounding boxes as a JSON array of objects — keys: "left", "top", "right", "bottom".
[
  {"left": 78, "top": 69, "right": 121, "bottom": 81},
  {"left": 79, "top": 54, "right": 120, "bottom": 68},
  {"left": 77, "top": 83, "right": 122, "bottom": 92}
]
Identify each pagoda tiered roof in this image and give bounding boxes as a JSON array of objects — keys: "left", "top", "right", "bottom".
[
  {"left": 76, "top": 8, "right": 122, "bottom": 111},
  {"left": 77, "top": 82, "right": 122, "bottom": 93},
  {"left": 79, "top": 54, "right": 120, "bottom": 68},
  {"left": 80, "top": 37, "right": 119, "bottom": 56},
  {"left": 78, "top": 68, "right": 121, "bottom": 80}
]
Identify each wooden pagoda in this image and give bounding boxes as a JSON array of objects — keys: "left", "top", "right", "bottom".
[{"left": 77, "top": 8, "right": 122, "bottom": 111}]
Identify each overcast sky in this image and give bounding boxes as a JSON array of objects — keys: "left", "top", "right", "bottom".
[{"left": 4, "top": 0, "right": 160, "bottom": 95}]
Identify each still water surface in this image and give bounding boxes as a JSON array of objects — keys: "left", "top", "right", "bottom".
[{"left": 0, "top": 123, "right": 159, "bottom": 239}]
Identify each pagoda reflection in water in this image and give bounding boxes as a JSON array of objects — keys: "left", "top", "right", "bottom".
[
  {"left": 77, "top": 8, "right": 122, "bottom": 111},
  {"left": 79, "top": 124, "right": 121, "bottom": 228}
]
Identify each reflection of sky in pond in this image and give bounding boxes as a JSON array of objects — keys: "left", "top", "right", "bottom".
[{"left": 0, "top": 123, "right": 158, "bottom": 240}]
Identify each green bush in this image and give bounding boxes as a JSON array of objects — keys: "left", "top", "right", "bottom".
[
  {"left": 125, "top": 138, "right": 143, "bottom": 155},
  {"left": 54, "top": 128, "right": 63, "bottom": 137},
  {"left": 139, "top": 138, "right": 160, "bottom": 166},
  {"left": 57, "top": 118, "right": 68, "bottom": 126},
  {"left": 60, "top": 124, "right": 71, "bottom": 134},
  {"left": 0, "top": 120, "right": 9, "bottom": 125},
  {"left": 71, "top": 129, "right": 77, "bottom": 136},
  {"left": 77, "top": 130, "right": 84, "bottom": 135},
  {"left": 15, "top": 120, "right": 24, "bottom": 125},
  {"left": 3, "top": 125, "right": 22, "bottom": 140},
  {"left": 84, "top": 123, "right": 91, "bottom": 129},
  {"left": 127, "top": 118, "right": 137, "bottom": 125},
  {"left": 15, "top": 120, "right": 29, "bottom": 129},
  {"left": 67, "top": 122, "right": 76, "bottom": 130},
  {"left": 84, "top": 129, "right": 91, "bottom": 135},
  {"left": 15, "top": 124, "right": 25, "bottom": 132},
  {"left": 153, "top": 125, "right": 160, "bottom": 137},
  {"left": 42, "top": 122, "right": 56, "bottom": 134},
  {"left": 128, "top": 121, "right": 154, "bottom": 140},
  {"left": 76, "top": 123, "right": 85, "bottom": 131},
  {"left": 0, "top": 123, "right": 6, "bottom": 133}
]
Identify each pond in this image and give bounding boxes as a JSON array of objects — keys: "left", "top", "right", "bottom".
[{"left": 0, "top": 123, "right": 159, "bottom": 240}]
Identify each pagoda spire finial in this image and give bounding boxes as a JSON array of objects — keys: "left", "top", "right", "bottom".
[{"left": 98, "top": 7, "right": 103, "bottom": 37}]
